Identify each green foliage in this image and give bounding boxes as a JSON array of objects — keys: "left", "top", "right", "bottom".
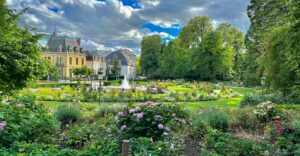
[
  {"left": 140, "top": 35, "right": 162, "bottom": 77},
  {"left": 253, "top": 101, "right": 283, "bottom": 123},
  {"left": 244, "top": 0, "right": 291, "bottom": 86},
  {"left": 129, "top": 137, "right": 185, "bottom": 156},
  {"left": 54, "top": 104, "right": 82, "bottom": 125},
  {"left": 110, "top": 58, "right": 121, "bottom": 77},
  {"left": 204, "top": 130, "right": 275, "bottom": 155},
  {"left": 216, "top": 23, "right": 245, "bottom": 81},
  {"left": 103, "top": 81, "right": 112, "bottom": 86},
  {"left": 229, "top": 107, "right": 260, "bottom": 130},
  {"left": 116, "top": 102, "right": 189, "bottom": 140},
  {"left": 240, "top": 93, "right": 295, "bottom": 107},
  {"left": 0, "top": 1, "right": 48, "bottom": 94},
  {"left": 0, "top": 96, "right": 58, "bottom": 148},
  {"left": 135, "top": 56, "right": 142, "bottom": 76},
  {"left": 178, "top": 16, "right": 213, "bottom": 49},
  {"left": 193, "top": 31, "right": 234, "bottom": 80},
  {"left": 73, "top": 66, "right": 92, "bottom": 80},
  {"left": 197, "top": 108, "right": 229, "bottom": 131}
]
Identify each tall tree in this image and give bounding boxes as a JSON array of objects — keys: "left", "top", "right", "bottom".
[
  {"left": 0, "top": 0, "right": 48, "bottom": 94},
  {"left": 245, "top": 0, "right": 291, "bottom": 86},
  {"left": 193, "top": 31, "right": 234, "bottom": 80},
  {"left": 111, "top": 58, "right": 121, "bottom": 77},
  {"left": 178, "top": 16, "right": 213, "bottom": 49},
  {"left": 157, "top": 42, "right": 176, "bottom": 79},
  {"left": 288, "top": 0, "right": 300, "bottom": 99},
  {"left": 135, "top": 56, "right": 142, "bottom": 76},
  {"left": 140, "top": 35, "right": 162, "bottom": 78},
  {"left": 216, "top": 23, "right": 245, "bottom": 81}
]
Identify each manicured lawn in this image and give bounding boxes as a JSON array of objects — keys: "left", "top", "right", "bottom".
[
  {"left": 231, "top": 87, "right": 257, "bottom": 95},
  {"left": 180, "top": 97, "right": 243, "bottom": 111},
  {"left": 168, "top": 86, "right": 193, "bottom": 92},
  {"left": 40, "top": 97, "right": 243, "bottom": 112}
]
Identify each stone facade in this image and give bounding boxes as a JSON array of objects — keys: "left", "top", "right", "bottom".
[
  {"left": 43, "top": 30, "right": 86, "bottom": 79},
  {"left": 105, "top": 49, "right": 136, "bottom": 79}
]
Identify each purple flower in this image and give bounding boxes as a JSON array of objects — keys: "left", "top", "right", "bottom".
[
  {"left": 137, "top": 103, "right": 147, "bottom": 108},
  {"left": 146, "top": 101, "right": 156, "bottom": 107},
  {"left": 121, "top": 125, "right": 127, "bottom": 131},
  {"left": 154, "top": 115, "right": 162, "bottom": 121},
  {"left": 129, "top": 108, "right": 137, "bottom": 113},
  {"left": 158, "top": 124, "right": 164, "bottom": 130},
  {"left": 117, "top": 112, "right": 125, "bottom": 117},
  {"left": 136, "top": 112, "right": 144, "bottom": 120},
  {"left": 0, "top": 121, "right": 7, "bottom": 132},
  {"left": 16, "top": 103, "right": 25, "bottom": 108},
  {"left": 164, "top": 126, "right": 171, "bottom": 132}
]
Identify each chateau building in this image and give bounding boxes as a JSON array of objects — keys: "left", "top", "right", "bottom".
[
  {"left": 105, "top": 49, "right": 136, "bottom": 79},
  {"left": 43, "top": 30, "right": 86, "bottom": 79},
  {"left": 86, "top": 51, "right": 106, "bottom": 79}
]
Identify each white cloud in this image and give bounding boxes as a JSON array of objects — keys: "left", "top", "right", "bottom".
[
  {"left": 110, "top": 0, "right": 137, "bottom": 18},
  {"left": 148, "top": 32, "right": 175, "bottom": 40},
  {"left": 6, "top": 0, "right": 250, "bottom": 54}
]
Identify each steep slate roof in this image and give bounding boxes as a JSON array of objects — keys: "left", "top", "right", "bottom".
[
  {"left": 105, "top": 49, "right": 136, "bottom": 66},
  {"left": 47, "top": 30, "right": 81, "bottom": 52},
  {"left": 86, "top": 51, "right": 105, "bottom": 62}
]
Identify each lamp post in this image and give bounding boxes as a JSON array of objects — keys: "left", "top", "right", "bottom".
[{"left": 98, "top": 68, "right": 104, "bottom": 105}]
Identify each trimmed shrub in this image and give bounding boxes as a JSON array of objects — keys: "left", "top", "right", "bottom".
[
  {"left": 54, "top": 105, "right": 82, "bottom": 125},
  {"left": 103, "top": 81, "right": 112, "bottom": 86},
  {"left": 116, "top": 102, "right": 189, "bottom": 140},
  {"left": 0, "top": 98, "right": 58, "bottom": 148},
  {"left": 199, "top": 109, "right": 229, "bottom": 131},
  {"left": 240, "top": 93, "right": 294, "bottom": 107}
]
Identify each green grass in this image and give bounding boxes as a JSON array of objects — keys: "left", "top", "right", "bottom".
[
  {"left": 231, "top": 87, "right": 257, "bottom": 95},
  {"left": 180, "top": 97, "right": 243, "bottom": 111},
  {"left": 168, "top": 86, "right": 193, "bottom": 92}
]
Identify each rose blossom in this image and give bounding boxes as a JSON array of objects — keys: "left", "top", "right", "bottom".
[
  {"left": 158, "top": 124, "right": 164, "bottom": 130},
  {"left": 117, "top": 112, "right": 125, "bottom": 117},
  {"left": 129, "top": 108, "right": 137, "bottom": 113},
  {"left": 164, "top": 126, "right": 171, "bottom": 132},
  {"left": 136, "top": 112, "right": 144, "bottom": 121},
  {"left": 16, "top": 103, "right": 25, "bottom": 108},
  {"left": 121, "top": 125, "right": 127, "bottom": 131},
  {"left": 0, "top": 121, "right": 7, "bottom": 132}
]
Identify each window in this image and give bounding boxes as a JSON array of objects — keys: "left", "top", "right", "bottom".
[
  {"left": 82, "top": 58, "right": 84, "bottom": 65},
  {"left": 76, "top": 58, "right": 78, "bottom": 65},
  {"left": 69, "top": 57, "right": 72, "bottom": 65}
]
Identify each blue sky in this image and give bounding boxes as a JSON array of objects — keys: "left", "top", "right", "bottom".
[{"left": 6, "top": 0, "right": 250, "bottom": 53}]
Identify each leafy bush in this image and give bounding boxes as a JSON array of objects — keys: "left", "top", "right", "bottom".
[
  {"left": 54, "top": 105, "right": 82, "bottom": 125},
  {"left": 198, "top": 108, "right": 229, "bottom": 131},
  {"left": 241, "top": 93, "right": 294, "bottom": 107},
  {"left": 116, "top": 102, "right": 189, "bottom": 140},
  {"left": 253, "top": 101, "right": 283, "bottom": 123},
  {"left": 95, "top": 106, "right": 123, "bottom": 118},
  {"left": 129, "top": 137, "right": 184, "bottom": 155},
  {"left": 0, "top": 98, "right": 58, "bottom": 148},
  {"left": 193, "top": 117, "right": 209, "bottom": 137},
  {"left": 103, "top": 81, "right": 112, "bottom": 86},
  {"left": 204, "top": 130, "right": 275, "bottom": 155},
  {"left": 229, "top": 107, "right": 260, "bottom": 130}
]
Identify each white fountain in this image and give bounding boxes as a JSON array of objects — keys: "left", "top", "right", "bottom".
[{"left": 120, "top": 75, "right": 131, "bottom": 89}]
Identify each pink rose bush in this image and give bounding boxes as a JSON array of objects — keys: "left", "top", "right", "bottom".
[
  {"left": 116, "top": 101, "right": 189, "bottom": 140},
  {"left": 0, "top": 121, "right": 7, "bottom": 132}
]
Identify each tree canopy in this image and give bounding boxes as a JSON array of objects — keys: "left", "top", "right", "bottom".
[{"left": 0, "top": 0, "right": 48, "bottom": 94}]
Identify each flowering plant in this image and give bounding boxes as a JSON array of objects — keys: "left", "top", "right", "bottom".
[
  {"left": 116, "top": 102, "right": 189, "bottom": 140},
  {"left": 253, "top": 101, "right": 282, "bottom": 122}
]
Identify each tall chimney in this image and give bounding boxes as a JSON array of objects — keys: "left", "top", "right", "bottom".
[{"left": 77, "top": 38, "right": 81, "bottom": 46}]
